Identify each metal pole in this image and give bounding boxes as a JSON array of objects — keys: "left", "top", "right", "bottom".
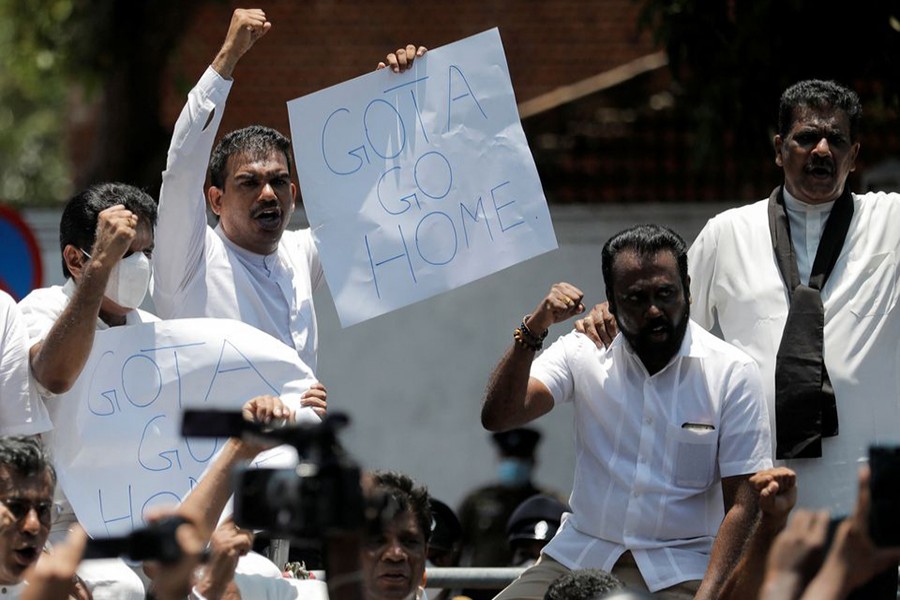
[{"left": 425, "top": 567, "right": 526, "bottom": 589}]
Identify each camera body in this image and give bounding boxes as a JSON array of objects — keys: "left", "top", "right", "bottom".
[
  {"left": 182, "top": 410, "right": 365, "bottom": 542},
  {"left": 233, "top": 455, "right": 364, "bottom": 540},
  {"left": 869, "top": 445, "right": 900, "bottom": 547},
  {"left": 84, "top": 516, "right": 187, "bottom": 563}
]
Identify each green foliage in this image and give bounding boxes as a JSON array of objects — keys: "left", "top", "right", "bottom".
[{"left": 0, "top": 0, "right": 75, "bottom": 205}]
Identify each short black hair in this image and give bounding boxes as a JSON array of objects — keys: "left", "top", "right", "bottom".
[
  {"left": 58, "top": 183, "right": 157, "bottom": 279},
  {"left": 601, "top": 224, "right": 688, "bottom": 309},
  {"left": 544, "top": 568, "right": 623, "bottom": 600},
  {"left": 209, "top": 125, "right": 293, "bottom": 189},
  {"left": 371, "top": 470, "right": 432, "bottom": 544},
  {"left": 0, "top": 437, "right": 56, "bottom": 487},
  {"left": 778, "top": 80, "right": 862, "bottom": 141}
]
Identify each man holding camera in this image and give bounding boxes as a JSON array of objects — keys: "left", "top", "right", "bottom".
[
  {"left": 181, "top": 466, "right": 431, "bottom": 600},
  {"left": 482, "top": 225, "right": 772, "bottom": 600}
]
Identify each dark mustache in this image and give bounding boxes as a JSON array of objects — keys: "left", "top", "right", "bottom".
[
  {"left": 251, "top": 202, "right": 281, "bottom": 218},
  {"left": 641, "top": 317, "right": 672, "bottom": 335},
  {"left": 806, "top": 159, "right": 834, "bottom": 174}
]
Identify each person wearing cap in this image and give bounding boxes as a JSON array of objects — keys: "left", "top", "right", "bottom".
[
  {"left": 429, "top": 499, "right": 464, "bottom": 569},
  {"left": 457, "top": 429, "right": 555, "bottom": 599},
  {"left": 425, "top": 499, "right": 464, "bottom": 600},
  {"left": 458, "top": 429, "right": 551, "bottom": 567},
  {"left": 507, "top": 495, "right": 568, "bottom": 568}
]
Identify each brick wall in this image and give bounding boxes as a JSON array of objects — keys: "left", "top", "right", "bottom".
[
  {"left": 160, "top": 0, "right": 658, "bottom": 137},
  {"left": 153, "top": 1, "right": 898, "bottom": 203}
]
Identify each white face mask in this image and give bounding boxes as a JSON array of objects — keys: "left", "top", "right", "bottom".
[{"left": 83, "top": 250, "right": 151, "bottom": 309}]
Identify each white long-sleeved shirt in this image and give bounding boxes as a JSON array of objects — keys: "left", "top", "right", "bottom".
[
  {"left": 152, "top": 67, "right": 324, "bottom": 373},
  {"left": 689, "top": 190, "right": 900, "bottom": 514}
]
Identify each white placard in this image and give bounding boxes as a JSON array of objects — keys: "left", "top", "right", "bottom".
[
  {"left": 45, "top": 318, "right": 318, "bottom": 538},
  {"left": 288, "top": 28, "right": 557, "bottom": 327}
]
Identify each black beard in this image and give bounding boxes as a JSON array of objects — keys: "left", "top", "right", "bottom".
[{"left": 621, "top": 304, "right": 690, "bottom": 372}]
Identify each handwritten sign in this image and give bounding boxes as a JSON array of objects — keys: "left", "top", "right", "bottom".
[
  {"left": 287, "top": 28, "right": 557, "bottom": 327},
  {"left": 44, "top": 318, "right": 318, "bottom": 538}
]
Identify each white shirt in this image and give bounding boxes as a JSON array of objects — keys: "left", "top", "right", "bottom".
[
  {"left": 152, "top": 66, "right": 324, "bottom": 373},
  {"left": 531, "top": 323, "right": 772, "bottom": 592},
  {"left": 0, "top": 581, "right": 26, "bottom": 598},
  {"left": 18, "top": 280, "right": 157, "bottom": 535},
  {"left": 0, "top": 291, "right": 50, "bottom": 435},
  {"left": 689, "top": 190, "right": 900, "bottom": 514},
  {"left": 17, "top": 280, "right": 153, "bottom": 600},
  {"left": 783, "top": 187, "right": 835, "bottom": 285}
]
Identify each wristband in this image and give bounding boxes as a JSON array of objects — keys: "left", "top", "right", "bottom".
[{"left": 514, "top": 315, "right": 548, "bottom": 351}]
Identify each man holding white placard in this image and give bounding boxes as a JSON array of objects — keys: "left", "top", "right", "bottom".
[
  {"left": 20, "top": 182, "right": 160, "bottom": 599},
  {"left": 152, "top": 7, "right": 423, "bottom": 371}
]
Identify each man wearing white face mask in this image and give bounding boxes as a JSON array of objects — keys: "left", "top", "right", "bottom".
[
  {"left": 18, "top": 181, "right": 158, "bottom": 600},
  {"left": 21, "top": 182, "right": 157, "bottom": 393},
  {"left": 457, "top": 428, "right": 558, "bottom": 600}
]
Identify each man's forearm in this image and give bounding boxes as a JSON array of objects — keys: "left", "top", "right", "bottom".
[
  {"left": 696, "top": 492, "right": 759, "bottom": 600},
  {"left": 30, "top": 270, "right": 108, "bottom": 394},
  {"left": 179, "top": 439, "right": 258, "bottom": 540},
  {"left": 481, "top": 344, "right": 540, "bottom": 431},
  {"left": 719, "top": 514, "right": 787, "bottom": 600}
]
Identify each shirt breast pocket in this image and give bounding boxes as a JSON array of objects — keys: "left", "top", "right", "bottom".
[
  {"left": 667, "top": 424, "right": 718, "bottom": 489},
  {"left": 847, "top": 251, "right": 898, "bottom": 319}
]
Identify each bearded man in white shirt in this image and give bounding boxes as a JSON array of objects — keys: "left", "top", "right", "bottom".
[
  {"left": 482, "top": 224, "right": 772, "bottom": 600},
  {"left": 151, "top": 8, "right": 424, "bottom": 375},
  {"left": 578, "top": 80, "right": 900, "bottom": 599}
]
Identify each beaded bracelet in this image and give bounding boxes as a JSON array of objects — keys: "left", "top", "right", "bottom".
[{"left": 513, "top": 315, "right": 548, "bottom": 351}]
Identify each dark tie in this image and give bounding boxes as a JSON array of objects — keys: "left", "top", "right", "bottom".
[{"left": 768, "top": 186, "right": 853, "bottom": 459}]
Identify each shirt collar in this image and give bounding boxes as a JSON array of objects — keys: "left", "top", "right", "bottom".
[
  {"left": 611, "top": 320, "right": 706, "bottom": 373},
  {"left": 0, "top": 581, "right": 27, "bottom": 595},
  {"left": 214, "top": 224, "right": 281, "bottom": 272},
  {"left": 783, "top": 186, "right": 835, "bottom": 213},
  {"left": 62, "top": 278, "right": 77, "bottom": 299}
]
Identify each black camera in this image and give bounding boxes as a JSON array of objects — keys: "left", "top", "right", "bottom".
[
  {"left": 83, "top": 516, "right": 188, "bottom": 564},
  {"left": 869, "top": 444, "right": 900, "bottom": 547},
  {"left": 181, "top": 410, "right": 365, "bottom": 542}
]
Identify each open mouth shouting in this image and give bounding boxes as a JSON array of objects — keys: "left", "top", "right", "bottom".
[
  {"left": 805, "top": 161, "right": 834, "bottom": 181},
  {"left": 11, "top": 544, "right": 39, "bottom": 569},
  {"left": 646, "top": 321, "right": 673, "bottom": 342},
  {"left": 252, "top": 203, "right": 283, "bottom": 231}
]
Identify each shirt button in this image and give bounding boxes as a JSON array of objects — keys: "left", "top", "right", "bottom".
[
  {"left": 644, "top": 416, "right": 652, "bottom": 425},
  {"left": 633, "top": 491, "right": 639, "bottom": 498}
]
